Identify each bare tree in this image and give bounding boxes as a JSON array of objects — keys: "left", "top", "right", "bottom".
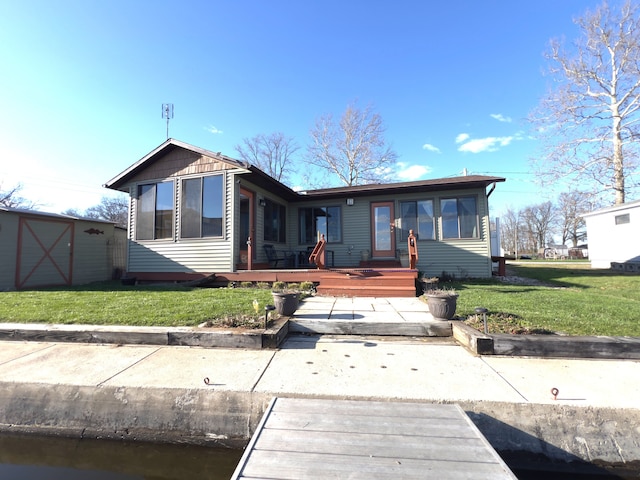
[
  {"left": 0, "top": 183, "right": 37, "bottom": 209},
  {"left": 521, "top": 202, "right": 557, "bottom": 252},
  {"left": 557, "top": 191, "right": 595, "bottom": 247},
  {"left": 306, "top": 102, "right": 398, "bottom": 187},
  {"left": 530, "top": 0, "right": 640, "bottom": 205},
  {"left": 63, "top": 196, "right": 128, "bottom": 227},
  {"left": 499, "top": 207, "right": 523, "bottom": 256},
  {"left": 235, "top": 132, "right": 299, "bottom": 184}
]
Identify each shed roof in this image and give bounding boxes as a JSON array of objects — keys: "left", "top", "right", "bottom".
[{"left": 0, "top": 206, "right": 116, "bottom": 224}]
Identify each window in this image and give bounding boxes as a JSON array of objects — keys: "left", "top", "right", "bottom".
[
  {"left": 615, "top": 213, "right": 630, "bottom": 225},
  {"left": 264, "top": 198, "right": 286, "bottom": 243},
  {"left": 441, "top": 196, "right": 478, "bottom": 239},
  {"left": 136, "top": 181, "right": 174, "bottom": 240},
  {"left": 181, "top": 175, "right": 224, "bottom": 238},
  {"left": 299, "top": 206, "right": 342, "bottom": 244},
  {"left": 400, "top": 200, "right": 434, "bottom": 240}
]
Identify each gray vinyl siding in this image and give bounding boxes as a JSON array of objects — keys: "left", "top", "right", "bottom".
[
  {"left": 0, "top": 210, "right": 117, "bottom": 290},
  {"left": 71, "top": 220, "right": 116, "bottom": 284},
  {"left": 285, "top": 187, "right": 494, "bottom": 277},
  {"left": 125, "top": 170, "right": 237, "bottom": 274},
  {"left": 0, "top": 212, "right": 19, "bottom": 290}
]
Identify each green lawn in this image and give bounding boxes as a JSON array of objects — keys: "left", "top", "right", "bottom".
[
  {"left": 1, "top": 265, "right": 639, "bottom": 336},
  {"left": 0, "top": 282, "right": 275, "bottom": 328},
  {"left": 454, "top": 264, "right": 640, "bottom": 336}
]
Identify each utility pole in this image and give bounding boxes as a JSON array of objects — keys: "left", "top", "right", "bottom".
[{"left": 162, "top": 103, "right": 174, "bottom": 139}]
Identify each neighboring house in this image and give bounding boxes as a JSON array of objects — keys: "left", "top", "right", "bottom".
[
  {"left": 104, "top": 139, "right": 505, "bottom": 282},
  {"left": 0, "top": 207, "right": 125, "bottom": 290},
  {"left": 582, "top": 199, "right": 640, "bottom": 269}
]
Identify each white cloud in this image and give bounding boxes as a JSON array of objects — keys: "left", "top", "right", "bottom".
[
  {"left": 421, "top": 143, "right": 441, "bottom": 154},
  {"left": 455, "top": 133, "right": 470, "bottom": 144},
  {"left": 490, "top": 113, "right": 512, "bottom": 123},
  {"left": 457, "top": 136, "right": 515, "bottom": 153},
  {"left": 205, "top": 125, "right": 224, "bottom": 134},
  {"left": 397, "top": 164, "right": 432, "bottom": 180}
]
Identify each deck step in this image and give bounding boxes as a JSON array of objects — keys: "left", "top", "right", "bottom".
[{"left": 317, "top": 270, "right": 418, "bottom": 297}]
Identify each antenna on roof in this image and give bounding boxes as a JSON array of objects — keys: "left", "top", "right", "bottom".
[{"left": 162, "top": 103, "right": 174, "bottom": 139}]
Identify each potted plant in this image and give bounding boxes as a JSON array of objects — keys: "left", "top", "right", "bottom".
[
  {"left": 271, "top": 281, "right": 300, "bottom": 316},
  {"left": 418, "top": 275, "right": 439, "bottom": 293},
  {"left": 424, "top": 288, "right": 458, "bottom": 320}
]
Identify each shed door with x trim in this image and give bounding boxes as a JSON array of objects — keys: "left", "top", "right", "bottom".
[{"left": 16, "top": 217, "right": 74, "bottom": 289}]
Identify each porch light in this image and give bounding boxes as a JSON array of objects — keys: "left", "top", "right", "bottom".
[
  {"left": 346, "top": 198, "right": 354, "bottom": 206},
  {"left": 259, "top": 198, "right": 267, "bottom": 207}
]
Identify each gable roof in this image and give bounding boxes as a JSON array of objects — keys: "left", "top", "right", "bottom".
[
  {"left": 104, "top": 139, "right": 505, "bottom": 200},
  {"left": 104, "top": 138, "right": 248, "bottom": 191}
]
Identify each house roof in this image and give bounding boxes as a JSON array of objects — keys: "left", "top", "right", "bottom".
[
  {"left": 297, "top": 175, "right": 505, "bottom": 200},
  {"left": 104, "top": 139, "right": 505, "bottom": 200},
  {"left": 103, "top": 138, "right": 249, "bottom": 191},
  {"left": 582, "top": 198, "right": 640, "bottom": 218}
]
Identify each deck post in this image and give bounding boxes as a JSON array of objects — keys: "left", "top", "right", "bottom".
[
  {"left": 247, "top": 236, "right": 253, "bottom": 270},
  {"left": 408, "top": 229, "right": 418, "bottom": 270}
]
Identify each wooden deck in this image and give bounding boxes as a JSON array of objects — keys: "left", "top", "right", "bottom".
[
  {"left": 231, "top": 397, "right": 517, "bottom": 479},
  {"left": 132, "top": 268, "right": 420, "bottom": 297}
]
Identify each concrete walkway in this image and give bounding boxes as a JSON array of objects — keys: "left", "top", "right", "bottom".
[
  {"left": 0, "top": 297, "right": 639, "bottom": 466},
  {"left": 1, "top": 333, "right": 637, "bottom": 409}
]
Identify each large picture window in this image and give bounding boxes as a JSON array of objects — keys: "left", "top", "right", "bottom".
[
  {"left": 299, "top": 206, "right": 342, "bottom": 244},
  {"left": 441, "top": 196, "right": 479, "bottom": 239},
  {"left": 181, "top": 175, "right": 224, "bottom": 238},
  {"left": 136, "top": 181, "right": 174, "bottom": 240},
  {"left": 264, "top": 198, "right": 286, "bottom": 243},
  {"left": 400, "top": 200, "right": 434, "bottom": 240}
]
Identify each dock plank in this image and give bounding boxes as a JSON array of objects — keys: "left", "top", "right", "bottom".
[{"left": 231, "top": 397, "right": 517, "bottom": 479}]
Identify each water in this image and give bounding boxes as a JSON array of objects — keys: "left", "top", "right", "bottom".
[
  {"left": 0, "top": 433, "right": 243, "bottom": 480},
  {"left": 2, "top": 433, "right": 637, "bottom": 479}
]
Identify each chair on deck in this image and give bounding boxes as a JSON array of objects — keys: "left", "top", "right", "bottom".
[{"left": 263, "top": 244, "right": 293, "bottom": 268}]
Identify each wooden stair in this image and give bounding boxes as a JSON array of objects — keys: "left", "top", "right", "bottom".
[{"left": 316, "top": 269, "right": 418, "bottom": 297}]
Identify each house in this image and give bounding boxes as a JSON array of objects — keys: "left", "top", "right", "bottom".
[
  {"left": 0, "top": 207, "right": 126, "bottom": 290},
  {"left": 582, "top": 199, "right": 640, "bottom": 270},
  {"left": 104, "top": 139, "right": 505, "bottom": 292}
]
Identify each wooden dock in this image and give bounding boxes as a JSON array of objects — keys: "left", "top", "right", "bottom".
[{"left": 231, "top": 397, "right": 517, "bottom": 479}]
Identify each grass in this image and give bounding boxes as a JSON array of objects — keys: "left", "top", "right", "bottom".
[
  {"left": 1, "top": 266, "right": 639, "bottom": 336},
  {"left": 0, "top": 282, "right": 276, "bottom": 329},
  {"left": 451, "top": 264, "right": 640, "bottom": 336}
]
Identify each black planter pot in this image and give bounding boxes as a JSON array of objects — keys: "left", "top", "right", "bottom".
[
  {"left": 272, "top": 292, "right": 299, "bottom": 316},
  {"left": 425, "top": 294, "right": 458, "bottom": 320}
]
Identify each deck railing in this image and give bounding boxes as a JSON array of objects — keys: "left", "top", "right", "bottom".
[
  {"left": 408, "top": 229, "right": 418, "bottom": 270},
  {"left": 308, "top": 234, "right": 327, "bottom": 269}
]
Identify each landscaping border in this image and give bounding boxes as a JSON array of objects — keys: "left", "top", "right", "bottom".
[
  {"left": 452, "top": 322, "right": 640, "bottom": 359},
  {"left": 0, "top": 319, "right": 290, "bottom": 350}
]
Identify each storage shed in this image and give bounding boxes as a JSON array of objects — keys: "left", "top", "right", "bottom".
[
  {"left": 0, "top": 207, "right": 126, "bottom": 290},
  {"left": 582, "top": 199, "right": 640, "bottom": 269}
]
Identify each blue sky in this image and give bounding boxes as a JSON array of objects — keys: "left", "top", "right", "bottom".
[{"left": 0, "top": 0, "right": 607, "bottom": 217}]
